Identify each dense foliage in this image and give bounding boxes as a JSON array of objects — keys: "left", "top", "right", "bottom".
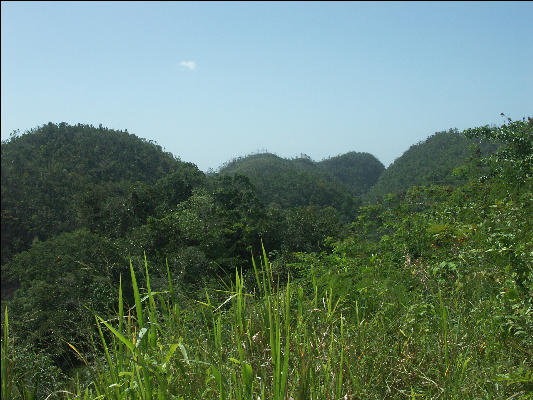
[
  {"left": 218, "top": 152, "right": 374, "bottom": 217},
  {"left": 1, "top": 122, "right": 187, "bottom": 264},
  {"left": 2, "top": 230, "right": 127, "bottom": 369},
  {"left": 1, "top": 123, "right": 348, "bottom": 375},
  {"left": 1, "top": 117, "right": 531, "bottom": 399},
  {"left": 364, "top": 129, "right": 498, "bottom": 203},
  {"left": 318, "top": 151, "right": 385, "bottom": 196}
]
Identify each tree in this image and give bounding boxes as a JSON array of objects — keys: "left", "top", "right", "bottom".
[
  {"left": 3, "top": 230, "right": 127, "bottom": 368},
  {"left": 463, "top": 115, "right": 532, "bottom": 194}
]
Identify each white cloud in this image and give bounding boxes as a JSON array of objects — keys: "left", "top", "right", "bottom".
[{"left": 180, "top": 61, "right": 196, "bottom": 70}]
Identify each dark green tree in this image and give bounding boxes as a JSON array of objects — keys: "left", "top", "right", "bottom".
[{"left": 2, "top": 230, "right": 128, "bottom": 368}]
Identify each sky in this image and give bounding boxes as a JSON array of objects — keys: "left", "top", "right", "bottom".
[{"left": 2, "top": 2, "right": 532, "bottom": 171}]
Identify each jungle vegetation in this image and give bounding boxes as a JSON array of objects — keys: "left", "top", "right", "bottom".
[
  {"left": 364, "top": 128, "right": 499, "bottom": 203},
  {"left": 1, "top": 117, "right": 531, "bottom": 399}
]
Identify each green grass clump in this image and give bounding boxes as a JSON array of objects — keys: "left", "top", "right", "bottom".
[
  {"left": 18, "top": 247, "right": 351, "bottom": 399},
  {"left": 3, "top": 245, "right": 532, "bottom": 399},
  {"left": 3, "top": 237, "right": 525, "bottom": 400}
]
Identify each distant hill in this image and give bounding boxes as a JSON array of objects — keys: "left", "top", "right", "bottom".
[
  {"left": 1, "top": 122, "right": 203, "bottom": 263},
  {"left": 217, "top": 151, "right": 384, "bottom": 217},
  {"left": 318, "top": 152, "right": 385, "bottom": 196},
  {"left": 364, "top": 129, "right": 497, "bottom": 202}
]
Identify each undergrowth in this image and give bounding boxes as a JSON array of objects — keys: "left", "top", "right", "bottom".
[{"left": 3, "top": 240, "right": 531, "bottom": 399}]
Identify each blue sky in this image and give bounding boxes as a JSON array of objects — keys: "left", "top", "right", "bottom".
[{"left": 2, "top": 2, "right": 532, "bottom": 171}]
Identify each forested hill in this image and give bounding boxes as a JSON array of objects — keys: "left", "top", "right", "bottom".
[
  {"left": 2, "top": 118, "right": 532, "bottom": 398},
  {"left": 0, "top": 123, "right": 497, "bottom": 266},
  {"left": 364, "top": 128, "right": 498, "bottom": 202},
  {"left": 317, "top": 151, "right": 385, "bottom": 196},
  {"left": 1, "top": 122, "right": 204, "bottom": 264},
  {"left": 1, "top": 123, "right": 354, "bottom": 371},
  {"left": 218, "top": 151, "right": 384, "bottom": 215}
]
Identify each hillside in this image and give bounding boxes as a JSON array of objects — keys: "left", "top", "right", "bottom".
[
  {"left": 318, "top": 151, "right": 385, "bottom": 196},
  {"left": 0, "top": 122, "right": 203, "bottom": 264},
  {"left": 218, "top": 152, "right": 384, "bottom": 216},
  {"left": 2, "top": 117, "right": 531, "bottom": 399},
  {"left": 2, "top": 124, "right": 350, "bottom": 373},
  {"left": 364, "top": 128, "right": 498, "bottom": 202}
]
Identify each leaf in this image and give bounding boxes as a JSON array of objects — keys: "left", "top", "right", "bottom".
[
  {"left": 97, "top": 316, "right": 136, "bottom": 354},
  {"left": 241, "top": 362, "right": 253, "bottom": 398},
  {"left": 178, "top": 343, "right": 190, "bottom": 366},
  {"left": 67, "top": 342, "right": 88, "bottom": 366},
  {"left": 164, "top": 343, "right": 179, "bottom": 366},
  {"left": 136, "top": 327, "right": 148, "bottom": 348}
]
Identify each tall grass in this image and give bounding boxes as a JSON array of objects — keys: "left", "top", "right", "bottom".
[
  {"left": 3, "top": 245, "right": 532, "bottom": 399},
  {"left": 50, "top": 248, "right": 353, "bottom": 399},
  {"left": 2, "top": 307, "right": 11, "bottom": 400}
]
